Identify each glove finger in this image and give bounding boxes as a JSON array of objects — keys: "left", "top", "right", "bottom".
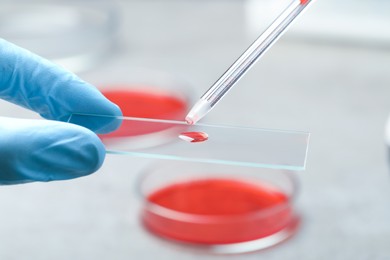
[
  {"left": 0, "top": 38, "right": 122, "bottom": 134},
  {"left": 0, "top": 117, "right": 106, "bottom": 184}
]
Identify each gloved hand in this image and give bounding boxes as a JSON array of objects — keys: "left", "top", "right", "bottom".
[{"left": 0, "top": 38, "right": 122, "bottom": 184}]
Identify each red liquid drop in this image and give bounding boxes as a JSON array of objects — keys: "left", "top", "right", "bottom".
[
  {"left": 179, "top": 131, "right": 208, "bottom": 143},
  {"left": 142, "top": 178, "right": 297, "bottom": 244},
  {"left": 99, "top": 88, "right": 188, "bottom": 138}
]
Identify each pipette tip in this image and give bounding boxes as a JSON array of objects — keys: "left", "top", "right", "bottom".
[
  {"left": 185, "top": 117, "right": 195, "bottom": 125},
  {"left": 185, "top": 99, "right": 212, "bottom": 125}
]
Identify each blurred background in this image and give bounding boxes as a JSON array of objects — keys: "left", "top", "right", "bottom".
[{"left": 1, "top": 0, "right": 390, "bottom": 259}]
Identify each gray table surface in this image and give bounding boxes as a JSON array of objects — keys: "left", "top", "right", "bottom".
[{"left": 1, "top": 1, "right": 390, "bottom": 259}]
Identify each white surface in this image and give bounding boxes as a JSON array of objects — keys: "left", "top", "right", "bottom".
[
  {"left": 246, "top": 0, "right": 390, "bottom": 46},
  {"left": 1, "top": 1, "right": 390, "bottom": 259}
]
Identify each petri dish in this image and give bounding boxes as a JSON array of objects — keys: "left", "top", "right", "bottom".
[
  {"left": 138, "top": 161, "right": 300, "bottom": 254},
  {"left": 101, "top": 88, "right": 188, "bottom": 123},
  {"left": 99, "top": 88, "right": 189, "bottom": 144},
  {"left": 0, "top": 0, "right": 118, "bottom": 73},
  {"left": 67, "top": 114, "right": 310, "bottom": 170},
  {"left": 94, "top": 69, "right": 194, "bottom": 147}
]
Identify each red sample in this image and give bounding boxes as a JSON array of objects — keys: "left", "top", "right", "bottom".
[
  {"left": 142, "top": 178, "right": 296, "bottom": 244},
  {"left": 300, "top": 0, "right": 309, "bottom": 4},
  {"left": 179, "top": 131, "right": 208, "bottom": 143},
  {"left": 100, "top": 88, "right": 188, "bottom": 138}
]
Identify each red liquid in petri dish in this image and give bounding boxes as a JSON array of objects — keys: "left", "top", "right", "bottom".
[
  {"left": 142, "top": 178, "right": 296, "bottom": 244},
  {"left": 100, "top": 88, "right": 188, "bottom": 138}
]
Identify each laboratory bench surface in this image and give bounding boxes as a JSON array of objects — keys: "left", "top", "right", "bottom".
[{"left": 0, "top": 1, "right": 390, "bottom": 259}]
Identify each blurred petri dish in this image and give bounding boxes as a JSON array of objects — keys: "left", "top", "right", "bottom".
[
  {"left": 137, "top": 161, "right": 300, "bottom": 254},
  {"left": 100, "top": 88, "right": 189, "bottom": 138},
  {"left": 93, "top": 70, "right": 194, "bottom": 148},
  {"left": 0, "top": 0, "right": 118, "bottom": 73}
]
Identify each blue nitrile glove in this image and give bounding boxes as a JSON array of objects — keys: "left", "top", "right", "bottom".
[{"left": 0, "top": 39, "right": 122, "bottom": 184}]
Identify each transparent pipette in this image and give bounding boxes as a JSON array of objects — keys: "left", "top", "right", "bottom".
[{"left": 185, "top": 0, "right": 313, "bottom": 125}]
